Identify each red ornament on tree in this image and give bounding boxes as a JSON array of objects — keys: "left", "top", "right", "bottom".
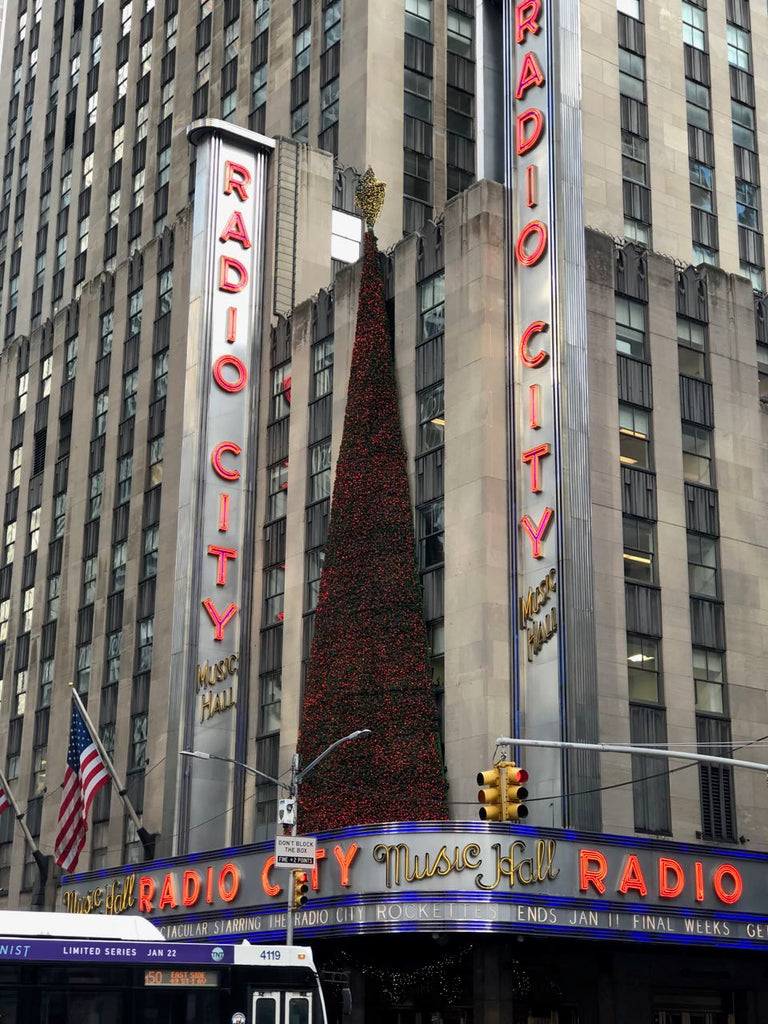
[{"left": 297, "top": 229, "right": 448, "bottom": 832}]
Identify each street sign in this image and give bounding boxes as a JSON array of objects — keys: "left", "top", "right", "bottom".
[
  {"left": 278, "top": 798, "right": 296, "bottom": 826},
  {"left": 274, "top": 835, "right": 317, "bottom": 869}
]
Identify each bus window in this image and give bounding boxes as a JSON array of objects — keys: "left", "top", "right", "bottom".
[
  {"left": 253, "top": 995, "right": 278, "bottom": 1024},
  {"left": 288, "top": 996, "right": 310, "bottom": 1024},
  {"left": 42, "top": 991, "right": 124, "bottom": 1024}
]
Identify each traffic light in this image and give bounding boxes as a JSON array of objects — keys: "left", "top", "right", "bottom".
[
  {"left": 477, "top": 762, "right": 529, "bottom": 822},
  {"left": 292, "top": 871, "right": 309, "bottom": 910},
  {"left": 505, "top": 763, "right": 529, "bottom": 820},
  {"left": 477, "top": 766, "right": 503, "bottom": 821}
]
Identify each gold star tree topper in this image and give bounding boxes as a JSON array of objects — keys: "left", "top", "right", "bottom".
[{"left": 354, "top": 167, "right": 386, "bottom": 230}]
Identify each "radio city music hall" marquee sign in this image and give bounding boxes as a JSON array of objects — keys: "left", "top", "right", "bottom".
[{"left": 60, "top": 823, "right": 768, "bottom": 950}]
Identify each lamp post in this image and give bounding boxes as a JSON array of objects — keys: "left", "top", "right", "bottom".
[{"left": 181, "top": 728, "right": 371, "bottom": 944}]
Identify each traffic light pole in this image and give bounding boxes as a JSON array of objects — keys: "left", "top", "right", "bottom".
[
  {"left": 285, "top": 753, "right": 299, "bottom": 946},
  {"left": 286, "top": 731, "right": 372, "bottom": 945},
  {"left": 494, "top": 736, "right": 768, "bottom": 774},
  {"left": 183, "top": 730, "right": 372, "bottom": 946}
]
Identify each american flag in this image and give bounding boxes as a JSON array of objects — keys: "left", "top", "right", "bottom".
[
  {"left": 54, "top": 701, "right": 111, "bottom": 872},
  {"left": 0, "top": 784, "right": 8, "bottom": 816}
]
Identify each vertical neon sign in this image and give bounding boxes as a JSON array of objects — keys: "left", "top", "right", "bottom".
[
  {"left": 510, "top": 0, "right": 563, "bottom": 818},
  {"left": 173, "top": 122, "right": 274, "bottom": 854}
]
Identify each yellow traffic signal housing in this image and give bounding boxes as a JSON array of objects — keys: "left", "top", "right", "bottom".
[
  {"left": 477, "top": 762, "right": 529, "bottom": 821},
  {"left": 477, "top": 767, "right": 503, "bottom": 820},
  {"left": 292, "top": 871, "right": 309, "bottom": 910},
  {"left": 505, "top": 764, "right": 529, "bottom": 820}
]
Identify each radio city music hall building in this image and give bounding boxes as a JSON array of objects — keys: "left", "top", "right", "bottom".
[{"left": 2, "top": 0, "right": 768, "bottom": 1021}]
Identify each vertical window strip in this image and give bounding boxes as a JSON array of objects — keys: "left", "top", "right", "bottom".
[
  {"left": 681, "top": 2, "right": 718, "bottom": 266},
  {"left": 618, "top": 5, "right": 651, "bottom": 244},
  {"left": 446, "top": 5, "right": 475, "bottom": 198},
  {"left": 726, "top": 16, "right": 764, "bottom": 289},
  {"left": 291, "top": 0, "right": 312, "bottom": 142},
  {"left": 255, "top": 323, "right": 293, "bottom": 829},
  {"left": 614, "top": 276, "right": 672, "bottom": 832},
  {"left": 416, "top": 268, "right": 445, "bottom": 765},
  {"left": 318, "top": 0, "right": 340, "bottom": 154},
  {"left": 403, "top": 0, "right": 434, "bottom": 232}
]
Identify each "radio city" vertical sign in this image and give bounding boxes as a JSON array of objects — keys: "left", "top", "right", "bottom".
[
  {"left": 509, "top": 0, "right": 563, "bottom": 817},
  {"left": 173, "top": 122, "right": 273, "bottom": 853}
]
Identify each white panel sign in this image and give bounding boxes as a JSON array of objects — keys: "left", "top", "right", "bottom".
[{"left": 275, "top": 836, "right": 318, "bottom": 869}]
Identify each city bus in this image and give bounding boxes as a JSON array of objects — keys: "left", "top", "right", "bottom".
[{"left": 0, "top": 911, "right": 328, "bottom": 1024}]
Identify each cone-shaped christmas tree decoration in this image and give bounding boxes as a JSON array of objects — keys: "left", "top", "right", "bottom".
[{"left": 296, "top": 178, "right": 448, "bottom": 832}]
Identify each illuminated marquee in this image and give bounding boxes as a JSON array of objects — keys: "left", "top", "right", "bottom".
[{"left": 61, "top": 824, "right": 768, "bottom": 950}]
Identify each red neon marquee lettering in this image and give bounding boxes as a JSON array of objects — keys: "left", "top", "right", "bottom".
[
  {"left": 219, "top": 210, "right": 252, "bottom": 249},
  {"left": 521, "top": 443, "right": 550, "bottom": 493},
  {"left": 617, "top": 854, "right": 648, "bottom": 896},
  {"left": 138, "top": 876, "right": 155, "bottom": 913},
  {"left": 227, "top": 306, "right": 237, "bottom": 342},
  {"left": 219, "top": 493, "right": 230, "bottom": 532},
  {"left": 529, "top": 384, "right": 540, "bottom": 429},
  {"left": 202, "top": 598, "right": 238, "bottom": 641},
  {"left": 658, "top": 858, "right": 684, "bottom": 899},
  {"left": 578, "top": 849, "right": 607, "bottom": 894},
  {"left": 211, "top": 441, "right": 242, "bottom": 482},
  {"left": 262, "top": 855, "right": 281, "bottom": 897},
  {"left": 516, "top": 220, "right": 548, "bottom": 267},
  {"left": 218, "top": 863, "right": 240, "bottom": 903},
  {"left": 519, "top": 320, "right": 549, "bottom": 368},
  {"left": 213, "top": 354, "right": 248, "bottom": 393},
  {"left": 515, "top": 0, "right": 541, "bottom": 42},
  {"left": 206, "top": 866, "right": 214, "bottom": 904},
  {"left": 158, "top": 873, "right": 179, "bottom": 910},
  {"left": 520, "top": 507, "right": 554, "bottom": 558},
  {"left": 517, "top": 108, "right": 544, "bottom": 156},
  {"left": 182, "top": 870, "right": 201, "bottom": 907},
  {"left": 334, "top": 843, "right": 360, "bottom": 886},
  {"left": 219, "top": 255, "right": 249, "bottom": 293},
  {"left": 515, "top": 52, "right": 545, "bottom": 101},
  {"left": 713, "top": 864, "right": 742, "bottom": 905},
  {"left": 526, "top": 165, "right": 537, "bottom": 208},
  {"left": 224, "top": 161, "right": 251, "bottom": 201},
  {"left": 311, "top": 847, "right": 327, "bottom": 890},
  {"left": 208, "top": 545, "right": 238, "bottom": 586},
  {"left": 694, "top": 861, "right": 705, "bottom": 901}
]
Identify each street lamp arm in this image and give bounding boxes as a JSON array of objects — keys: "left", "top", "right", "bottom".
[
  {"left": 296, "top": 729, "right": 372, "bottom": 784},
  {"left": 182, "top": 730, "right": 371, "bottom": 947},
  {"left": 180, "top": 749, "right": 292, "bottom": 792}
]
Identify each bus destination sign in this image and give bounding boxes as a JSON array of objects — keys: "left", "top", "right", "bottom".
[{"left": 0, "top": 940, "right": 235, "bottom": 965}]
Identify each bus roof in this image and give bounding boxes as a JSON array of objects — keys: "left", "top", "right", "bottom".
[
  {"left": 0, "top": 917, "right": 319, "bottom": 970},
  {"left": 0, "top": 913, "right": 317, "bottom": 971},
  {"left": 0, "top": 911, "right": 165, "bottom": 941}
]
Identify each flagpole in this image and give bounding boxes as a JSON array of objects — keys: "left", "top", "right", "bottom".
[
  {"left": 0, "top": 764, "right": 41, "bottom": 857},
  {"left": 68, "top": 683, "right": 156, "bottom": 858}
]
